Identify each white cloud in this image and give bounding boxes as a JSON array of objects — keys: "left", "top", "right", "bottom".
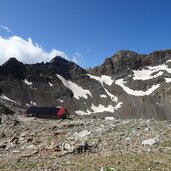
[
  {"left": 0, "top": 25, "right": 11, "bottom": 32},
  {"left": 71, "top": 52, "right": 83, "bottom": 65},
  {"left": 0, "top": 35, "right": 75, "bottom": 65}
]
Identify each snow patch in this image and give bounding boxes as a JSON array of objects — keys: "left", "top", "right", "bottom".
[
  {"left": 115, "top": 102, "right": 123, "bottom": 110},
  {"left": 48, "top": 82, "right": 53, "bottom": 87},
  {"left": 75, "top": 102, "right": 123, "bottom": 115},
  {"left": 23, "top": 79, "right": 32, "bottom": 86},
  {"left": 88, "top": 74, "right": 114, "bottom": 86},
  {"left": 58, "top": 99, "right": 64, "bottom": 103},
  {"left": 23, "top": 79, "right": 37, "bottom": 90},
  {"left": 165, "top": 77, "right": 171, "bottom": 83},
  {"left": 75, "top": 110, "right": 89, "bottom": 115},
  {"left": 115, "top": 78, "right": 160, "bottom": 96},
  {"left": 88, "top": 74, "right": 118, "bottom": 102},
  {"left": 57, "top": 74, "right": 92, "bottom": 99},
  {"left": 0, "top": 94, "right": 17, "bottom": 103},
  {"left": 100, "top": 94, "right": 107, "bottom": 98},
  {"left": 166, "top": 59, "right": 171, "bottom": 63},
  {"left": 104, "top": 88, "right": 118, "bottom": 102},
  {"left": 132, "top": 60, "right": 171, "bottom": 81},
  {"left": 133, "top": 69, "right": 163, "bottom": 80},
  {"left": 91, "top": 104, "right": 115, "bottom": 113},
  {"left": 30, "top": 101, "right": 36, "bottom": 106},
  {"left": 156, "top": 102, "right": 160, "bottom": 105}
]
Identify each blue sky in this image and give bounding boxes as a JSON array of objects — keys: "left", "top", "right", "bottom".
[{"left": 0, "top": 0, "right": 171, "bottom": 68}]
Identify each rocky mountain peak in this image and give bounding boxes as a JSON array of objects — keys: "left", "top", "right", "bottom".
[
  {"left": 1, "top": 57, "right": 26, "bottom": 79},
  {"left": 50, "top": 56, "right": 68, "bottom": 65},
  {"left": 2, "top": 57, "right": 22, "bottom": 66},
  {"left": 89, "top": 50, "right": 171, "bottom": 76},
  {"left": 114, "top": 50, "right": 139, "bottom": 58},
  {"left": 49, "top": 56, "right": 87, "bottom": 79}
]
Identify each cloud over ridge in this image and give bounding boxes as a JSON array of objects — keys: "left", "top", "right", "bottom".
[
  {"left": 0, "top": 35, "right": 77, "bottom": 65},
  {"left": 0, "top": 25, "right": 12, "bottom": 32}
]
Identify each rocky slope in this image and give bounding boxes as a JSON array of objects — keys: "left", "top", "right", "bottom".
[
  {"left": 1, "top": 50, "right": 171, "bottom": 119},
  {"left": 0, "top": 115, "right": 171, "bottom": 170}
]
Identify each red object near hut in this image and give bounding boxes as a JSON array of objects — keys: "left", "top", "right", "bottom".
[
  {"left": 57, "top": 107, "right": 66, "bottom": 119},
  {"left": 26, "top": 107, "right": 68, "bottom": 119}
]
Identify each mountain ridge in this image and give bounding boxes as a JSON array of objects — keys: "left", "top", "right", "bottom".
[{"left": 1, "top": 49, "right": 171, "bottom": 120}]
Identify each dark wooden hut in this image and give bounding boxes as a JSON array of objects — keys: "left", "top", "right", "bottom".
[{"left": 26, "top": 107, "right": 68, "bottom": 119}]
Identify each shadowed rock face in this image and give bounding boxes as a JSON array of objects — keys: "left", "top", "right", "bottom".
[
  {"left": 1, "top": 58, "right": 26, "bottom": 79},
  {"left": 1, "top": 50, "right": 171, "bottom": 120}
]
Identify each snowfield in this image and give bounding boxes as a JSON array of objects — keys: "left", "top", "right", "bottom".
[
  {"left": 56, "top": 74, "right": 92, "bottom": 99},
  {"left": 48, "top": 82, "right": 53, "bottom": 87},
  {"left": 165, "top": 77, "right": 171, "bottom": 83},
  {"left": 23, "top": 79, "right": 32, "bottom": 86},
  {"left": 115, "top": 78, "right": 160, "bottom": 96},
  {"left": 88, "top": 74, "right": 118, "bottom": 102},
  {"left": 132, "top": 59, "right": 171, "bottom": 81},
  {"left": 87, "top": 74, "right": 114, "bottom": 86},
  {"left": 0, "top": 94, "right": 17, "bottom": 103},
  {"left": 75, "top": 102, "right": 123, "bottom": 115}
]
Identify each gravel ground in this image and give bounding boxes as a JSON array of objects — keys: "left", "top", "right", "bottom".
[{"left": 0, "top": 115, "right": 171, "bottom": 171}]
